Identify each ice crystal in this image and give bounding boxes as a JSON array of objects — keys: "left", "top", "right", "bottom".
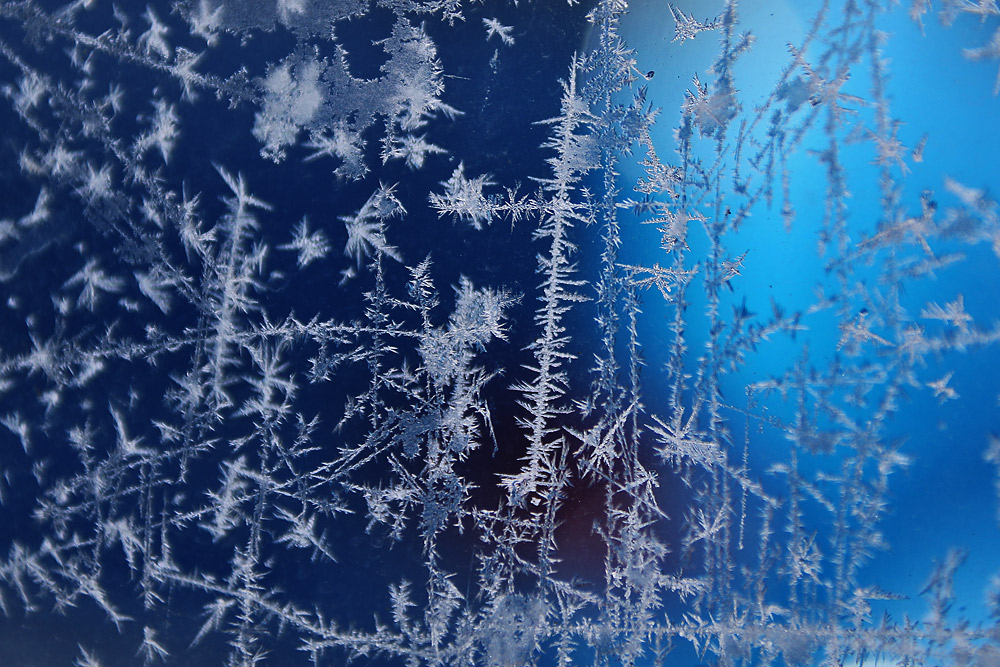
[{"left": 1, "top": 0, "right": 999, "bottom": 665}]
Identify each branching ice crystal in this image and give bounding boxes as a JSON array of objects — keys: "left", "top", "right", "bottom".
[{"left": 0, "top": 0, "right": 999, "bottom": 665}]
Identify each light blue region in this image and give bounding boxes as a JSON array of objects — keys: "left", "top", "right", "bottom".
[{"left": 622, "top": 0, "right": 1000, "bottom": 628}]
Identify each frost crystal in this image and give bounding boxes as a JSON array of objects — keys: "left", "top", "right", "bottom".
[{"left": 1, "top": 0, "right": 999, "bottom": 665}]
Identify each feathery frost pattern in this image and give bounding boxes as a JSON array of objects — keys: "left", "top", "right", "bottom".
[{"left": 1, "top": 0, "right": 999, "bottom": 665}]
